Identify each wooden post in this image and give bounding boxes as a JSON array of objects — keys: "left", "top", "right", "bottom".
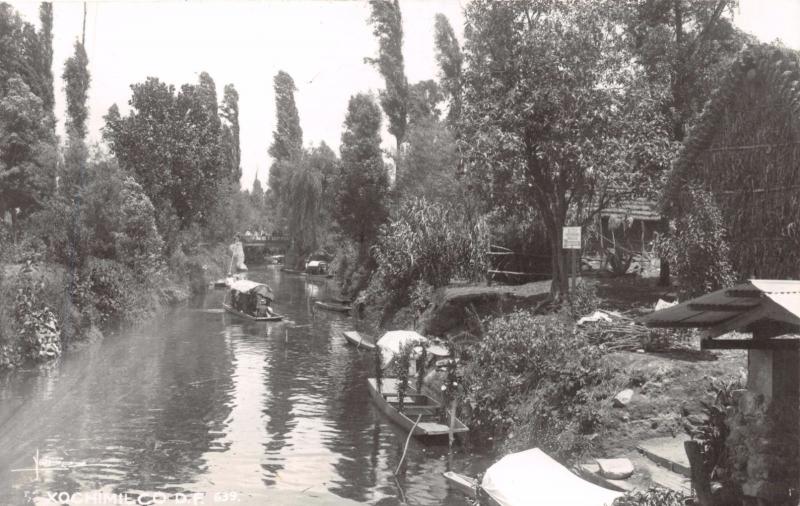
[{"left": 570, "top": 249, "right": 577, "bottom": 291}]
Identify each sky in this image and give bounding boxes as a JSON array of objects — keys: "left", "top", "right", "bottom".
[{"left": 10, "top": 0, "right": 800, "bottom": 191}]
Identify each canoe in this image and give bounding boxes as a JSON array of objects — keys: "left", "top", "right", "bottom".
[
  {"left": 342, "top": 331, "right": 376, "bottom": 351},
  {"left": 223, "top": 303, "right": 283, "bottom": 321},
  {"left": 315, "top": 300, "right": 351, "bottom": 313},
  {"left": 443, "top": 471, "right": 478, "bottom": 499},
  {"left": 366, "top": 378, "right": 469, "bottom": 438}
]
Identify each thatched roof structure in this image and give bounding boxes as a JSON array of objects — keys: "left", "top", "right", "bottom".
[
  {"left": 601, "top": 197, "right": 660, "bottom": 222},
  {"left": 664, "top": 43, "right": 800, "bottom": 279}
]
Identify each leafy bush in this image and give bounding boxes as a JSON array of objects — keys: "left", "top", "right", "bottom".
[
  {"left": 460, "top": 310, "right": 613, "bottom": 460},
  {"left": 73, "top": 258, "right": 140, "bottom": 327},
  {"left": 565, "top": 280, "right": 600, "bottom": 320},
  {"left": 613, "top": 488, "right": 690, "bottom": 506},
  {"left": 655, "top": 188, "right": 736, "bottom": 297},
  {"left": 689, "top": 378, "right": 743, "bottom": 492},
  {"left": 115, "top": 177, "right": 164, "bottom": 280},
  {"left": 14, "top": 279, "right": 61, "bottom": 361},
  {"left": 369, "top": 197, "right": 489, "bottom": 314}
]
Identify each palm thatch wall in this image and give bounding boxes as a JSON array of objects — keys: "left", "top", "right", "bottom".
[{"left": 664, "top": 43, "right": 800, "bottom": 279}]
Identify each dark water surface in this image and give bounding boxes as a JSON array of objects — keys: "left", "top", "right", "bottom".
[{"left": 0, "top": 267, "right": 486, "bottom": 505}]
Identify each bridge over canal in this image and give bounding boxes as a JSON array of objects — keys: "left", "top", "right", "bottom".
[{"left": 242, "top": 236, "right": 289, "bottom": 264}]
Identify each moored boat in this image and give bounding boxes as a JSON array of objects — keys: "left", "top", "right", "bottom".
[
  {"left": 315, "top": 300, "right": 351, "bottom": 313},
  {"left": 223, "top": 280, "right": 282, "bottom": 321},
  {"left": 341, "top": 330, "right": 375, "bottom": 350},
  {"left": 442, "top": 471, "right": 478, "bottom": 499},
  {"left": 366, "top": 378, "right": 468, "bottom": 438}
]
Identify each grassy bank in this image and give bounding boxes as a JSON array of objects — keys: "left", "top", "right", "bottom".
[{"left": 0, "top": 243, "right": 228, "bottom": 371}]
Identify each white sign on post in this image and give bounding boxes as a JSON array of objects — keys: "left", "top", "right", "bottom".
[{"left": 562, "top": 226, "right": 581, "bottom": 249}]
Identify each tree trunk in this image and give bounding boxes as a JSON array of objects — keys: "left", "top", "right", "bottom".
[
  {"left": 657, "top": 217, "right": 671, "bottom": 286},
  {"left": 549, "top": 226, "right": 569, "bottom": 299},
  {"left": 10, "top": 208, "right": 18, "bottom": 244},
  {"left": 659, "top": 258, "right": 671, "bottom": 286}
]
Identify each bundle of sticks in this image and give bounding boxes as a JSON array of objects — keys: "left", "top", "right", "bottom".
[{"left": 576, "top": 310, "right": 693, "bottom": 352}]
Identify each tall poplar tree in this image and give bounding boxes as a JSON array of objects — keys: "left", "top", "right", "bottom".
[
  {"left": 268, "top": 70, "right": 303, "bottom": 202},
  {"left": 63, "top": 40, "right": 90, "bottom": 141},
  {"left": 220, "top": 83, "right": 241, "bottom": 183},
  {"left": 38, "top": 2, "right": 54, "bottom": 123},
  {"left": 334, "top": 94, "right": 388, "bottom": 256},
  {"left": 0, "top": 4, "right": 57, "bottom": 232},
  {"left": 434, "top": 13, "right": 462, "bottom": 126},
  {"left": 366, "top": 0, "right": 408, "bottom": 151}
]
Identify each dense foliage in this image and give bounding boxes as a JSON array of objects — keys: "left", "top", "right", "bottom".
[
  {"left": 369, "top": 198, "right": 488, "bottom": 316},
  {"left": 334, "top": 93, "right": 389, "bottom": 256},
  {"left": 103, "top": 73, "right": 228, "bottom": 233},
  {"left": 459, "top": 0, "right": 674, "bottom": 297},
  {"left": 0, "top": 75, "right": 56, "bottom": 227},
  {"left": 460, "top": 310, "right": 614, "bottom": 461},
  {"left": 654, "top": 188, "right": 736, "bottom": 297},
  {"left": 613, "top": 488, "right": 690, "bottom": 506}
]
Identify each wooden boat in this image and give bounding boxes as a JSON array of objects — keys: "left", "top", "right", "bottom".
[
  {"left": 224, "top": 280, "right": 282, "bottom": 321},
  {"left": 366, "top": 378, "right": 469, "bottom": 438},
  {"left": 342, "top": 330, "right": 375, "bottom": 350},
  {"left": 443, "top": 471, "right": 478, "bottom": 499},
  {"left": 222, "top": 303, "right": 282, "bottom": 321},
  {"left": 315, "top": 300, "right": 351, "bottom": 313}
]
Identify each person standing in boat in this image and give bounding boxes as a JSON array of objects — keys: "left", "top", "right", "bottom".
[{"left": 228, "top": 234, "right": 247, "bottom": 274}]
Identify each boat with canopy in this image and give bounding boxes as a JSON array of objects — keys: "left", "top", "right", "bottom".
[{"left": 223, "top": 279, "right": 282, "bottom": 321}]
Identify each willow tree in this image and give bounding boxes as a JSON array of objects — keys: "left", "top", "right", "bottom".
[
  {"left": 284, "top": 160, "right": 323, "bottom": 270},
  {"left": 460, "top": 0, "right": 672, "bottom": 298}
]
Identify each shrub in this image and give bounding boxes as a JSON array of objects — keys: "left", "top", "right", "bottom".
[
  {"left": 565, "top": 280, "right": 600, "bottom": 319},
  {"left": 613, "top": 488, "right": 690, "bottom": 506},
  {"left": 655, "top": 188, "right": 736, "bottom": 297},
  {"left": 460, "top": 310, "right": 613, "bottom": 460},
  {"left": 14, "top": 279, "right": 61, "bottom": 361},
  {"left": 369, "top": 197, "right": 489, "bottom": 315},
  {"left": 115, "top": 177, "right": 164, "bottom": 281},
  {"left": 74, "top": 258, "right": 139, "bottom": 328}
]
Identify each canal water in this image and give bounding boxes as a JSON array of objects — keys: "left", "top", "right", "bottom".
[{"left": 0, "top": 267, "right": 487, "bottom": 505}]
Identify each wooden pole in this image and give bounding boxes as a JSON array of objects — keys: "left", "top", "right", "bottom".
[
  {"left": 570, "top": 249, "right": 577, "bottom": 291},
  {"left": 448, "top": 399, "right": 457, "bottom": 451},
  {"left": 395, "top": 414, "right": 422, "bottom": 475}
]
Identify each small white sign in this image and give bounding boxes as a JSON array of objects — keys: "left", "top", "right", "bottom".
[{"left": 562, "top": 226, "right": 581, "bottom": 249}]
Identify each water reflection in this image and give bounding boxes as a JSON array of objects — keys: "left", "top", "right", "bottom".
[{"left": 0, "top": 266, "right": 484, "bottom": 505}]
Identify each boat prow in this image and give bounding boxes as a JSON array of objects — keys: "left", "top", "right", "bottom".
[
  {"left": 443, "top": 471, "right": 478, "bottom": 499},
  {"left": 342, "top": 331, "right": 376, "bottom": 350}
]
